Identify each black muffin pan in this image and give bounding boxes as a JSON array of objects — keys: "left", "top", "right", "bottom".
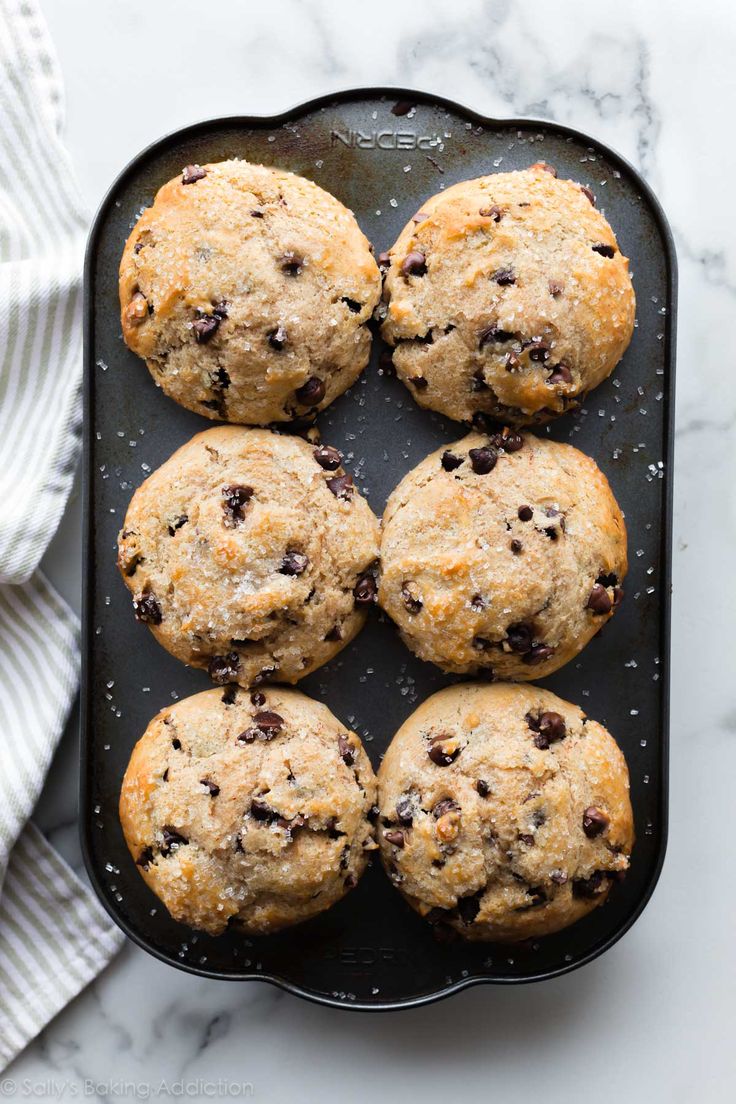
[{"left": 81, "top": 88, "right": 675, "bottom": 1010}]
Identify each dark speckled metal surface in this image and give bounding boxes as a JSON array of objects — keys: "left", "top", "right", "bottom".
[{"left": 81, "top": 88, "right": 675, "bottom": 1010}]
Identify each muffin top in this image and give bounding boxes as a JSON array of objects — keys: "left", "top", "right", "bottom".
[
  {"left": 377, "top": 682, "right": 634, "bottom": 942},
  {"left": 378, "top": 429, "right": 626, "bottom": 679},
  {"left": 380, "top": 162, "right": 635, "bottom": 425},
  {"left": 120, "top": 159, "right": 381, "bottom": 425},
  {"left": 120, "top": 686, "right": 377, "bottom": 935},
  {"left": 118, "top": 426, "right": 380, "bottom": 687}
]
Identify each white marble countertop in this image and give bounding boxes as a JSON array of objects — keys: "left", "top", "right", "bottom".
[{"left": 8, "top": 0, "right": 734, "bottom": 1100}]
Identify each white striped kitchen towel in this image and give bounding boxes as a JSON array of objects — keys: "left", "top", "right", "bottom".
[{"left": 0, "top": 0, "right": 124, "bottom": 1071}]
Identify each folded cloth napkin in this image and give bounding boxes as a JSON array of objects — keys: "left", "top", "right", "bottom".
[{"left": 0, "top": 0, "right": 124, "bottom": 1070}]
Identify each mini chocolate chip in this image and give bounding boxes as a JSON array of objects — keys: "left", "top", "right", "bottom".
[
  {"left": 222, "top": 685, "right": 238, "bottom": 705},
  {"left": 479, "top": 324, "right": 514, "bottom": 348},
  {"left": 518, "top": 833, "right": 535, "bottom": 847},
  {"left": 548, "top": 279, "right": 564, "bottom": 297},
  {"left": 167, "top": 514, "right": 188, "bottom": 536},
  {"left": 470, "top": 594, "right": 486, "bottom": 611},
  {"left": 427, "top": 739, "right": 461, "bottom": 767},
  {"left": 281, "top": 251, "right": 303, "bottom": 276},
  {"left": 280, "top": 550, "right": 309, "bottom": 576},
  {"left": 313, "top": 444, "right": 343, "bottom": 470},
  {"left": 327, "top": 474, "right": 354, "bottom": 500},
  {"left": 548, "top": 363, "right": 573, "bottom": 385},
  {"left": 192, "top": 313, "right": 222, "bottom": 343},
  {"left": 539, "top": 711, "right": 567, "bottom": 742},
  {"left": 476, "top": 779, "right": 490, "bottom": 797},
  {"left": 527, "top": 340, "right": 550, "bottom": 362},
  {"left": 582, "top": 806, "right": 610, "bottom": 838},
  {"left": 136, "top": 846, "right": 155, "bottom": 869},
  {"left": 396, "top": 796, "right": 414, "bottom": 826},
  {"left": 543, "top": 506, "right": 564, "bottom": 538},
  {"left": 401, "top": 583, "right": 423, "bottom": 614},
  {"left": 133, "top": 592, "right": 162, "bottom": 625},
  {"left": 201, "top": 778, "right": 220, "bottom": 797},
  {"left": 391, "top": 100, "right": 415, "bottom": 116},
  {"left": 518, "top": 504, "right": 533, "bottom": 521},
  {"left": 252, "top": 711, "right": 284, "bottom": 738},
  {"left": 572, "top": 871, "right": 606, "bottom": 898},
  {"left": 592, "top": 243, "right": 615, "bottom": 258},
  {"left": 510, "top": 539, "right": 523, "bottom": 555},
  {"left": 295, "top": 376, "right": 325, "bottom": 406},
  {"left": 250, "top": 208, "right": 264, "bottom": 218},
  {"left": 468, "top": 446, "right": 497, "bottom": 475},
  {"left": 506, "top": 622, "right": 533, "bottom": 654},
  {"left": 587, "top": 583, "right": 613, "bottom": 614},
  {"left": 531, "top": 161, "right": 557, "bottom": 177},
  {"left": 250, "top": 798, "right": 276, "bottom": 822},
  {"left": 457, "top": 893, "right": 481, "bottom": 924},
  {"left": 409, "top": 375, "right": 428, "bottom": 390},
  {"left": 222, "top": 484, "right": 253, "bottom": 527},
  {"left": 182, "top": 164, "right": 207, "bottom": 185},
  {"left": 341, "top": 297, "right": 362, "bottom": 313},
  {"left": 472, "top": 636, "right": 492, "bottom": 651},
  {"left": 501, "top": 430, "right": 524, "bottom": 452},
  {"left": 550, "top": 870, "right": 568, "bottom": 885},
  {"left": 613, "top": 586, "right": 624, "bottom": 608},
  {"left": 208, "top": 652, "right": 240, "bottom": 684},
  {"left": 492, "top": 267, "right": 516, "bottom": 286},
  {"left": 267, "top": 325, "right": 287, "bottom": 350},
  {"left": 344, "top": 872, "right": 357, "bottom": 889},
  {"left": 377, "top": 251, "right": 391, "bottom": 272},
  {"left": 401, "top": 250, "right": 427, "bottom": 277},
  {"left": 432, "top": 797, "right": 459, "bottom": 818},
  {"left": 580, "top": 185, "right": 596, "bottom": 205},
  {"left": 162, "top": 768, "right": 169, "bottom": 782},
  {"left": 172, "top": 737, "right": 182, "bottom": 750},
  {"left": 479, "top": 204, "right": 502, "bottom": 221},
  {"left": 161, "top": 826, "right": 188, "bottom": 855},
  {"left": 353, "top": 573, "right": 377, "bottom": 606},
  {"left": 338, "top": 734, "right": 356, "bottom": 766},
  {"left": 441, "top": 450, "right": 463, "bottom": 471},
  {"left": 522, "top": 643, "right": 555, "bottom": 666},
  {"left": 250, "top": 691, "right": 266, "bottom": 707},
  {"left": 384, "top": 829, "right": 406, "bottom": 848},
  {"left": 527, "top": 710, "right": 567, "bottom": 749},
  {"left": 324, "top": 624, "right": 343, "bottom": 642}
]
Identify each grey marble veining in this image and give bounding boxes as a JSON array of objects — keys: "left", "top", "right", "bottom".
[{"left": 7, "top": 0, "right": 734, "bottom": 1100}]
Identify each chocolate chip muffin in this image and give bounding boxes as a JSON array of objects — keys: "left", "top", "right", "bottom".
[
  {"left": 120, "top": 159, "right": 381, "bottom": 425},
  {"left": 379, "top": 162, "right": 635, "bottom": 425},
  {"left": 118, "top": 426, "right": 380, "bottom": 686},
  {"left": 120, "top": 686, "right": 378, "bottom": 935},
  {"left": 378, "top": 429, "right": 626, "bottom": 679},
  {"left": 377, "top": 683, "right": 634, "bottom": 942}
]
